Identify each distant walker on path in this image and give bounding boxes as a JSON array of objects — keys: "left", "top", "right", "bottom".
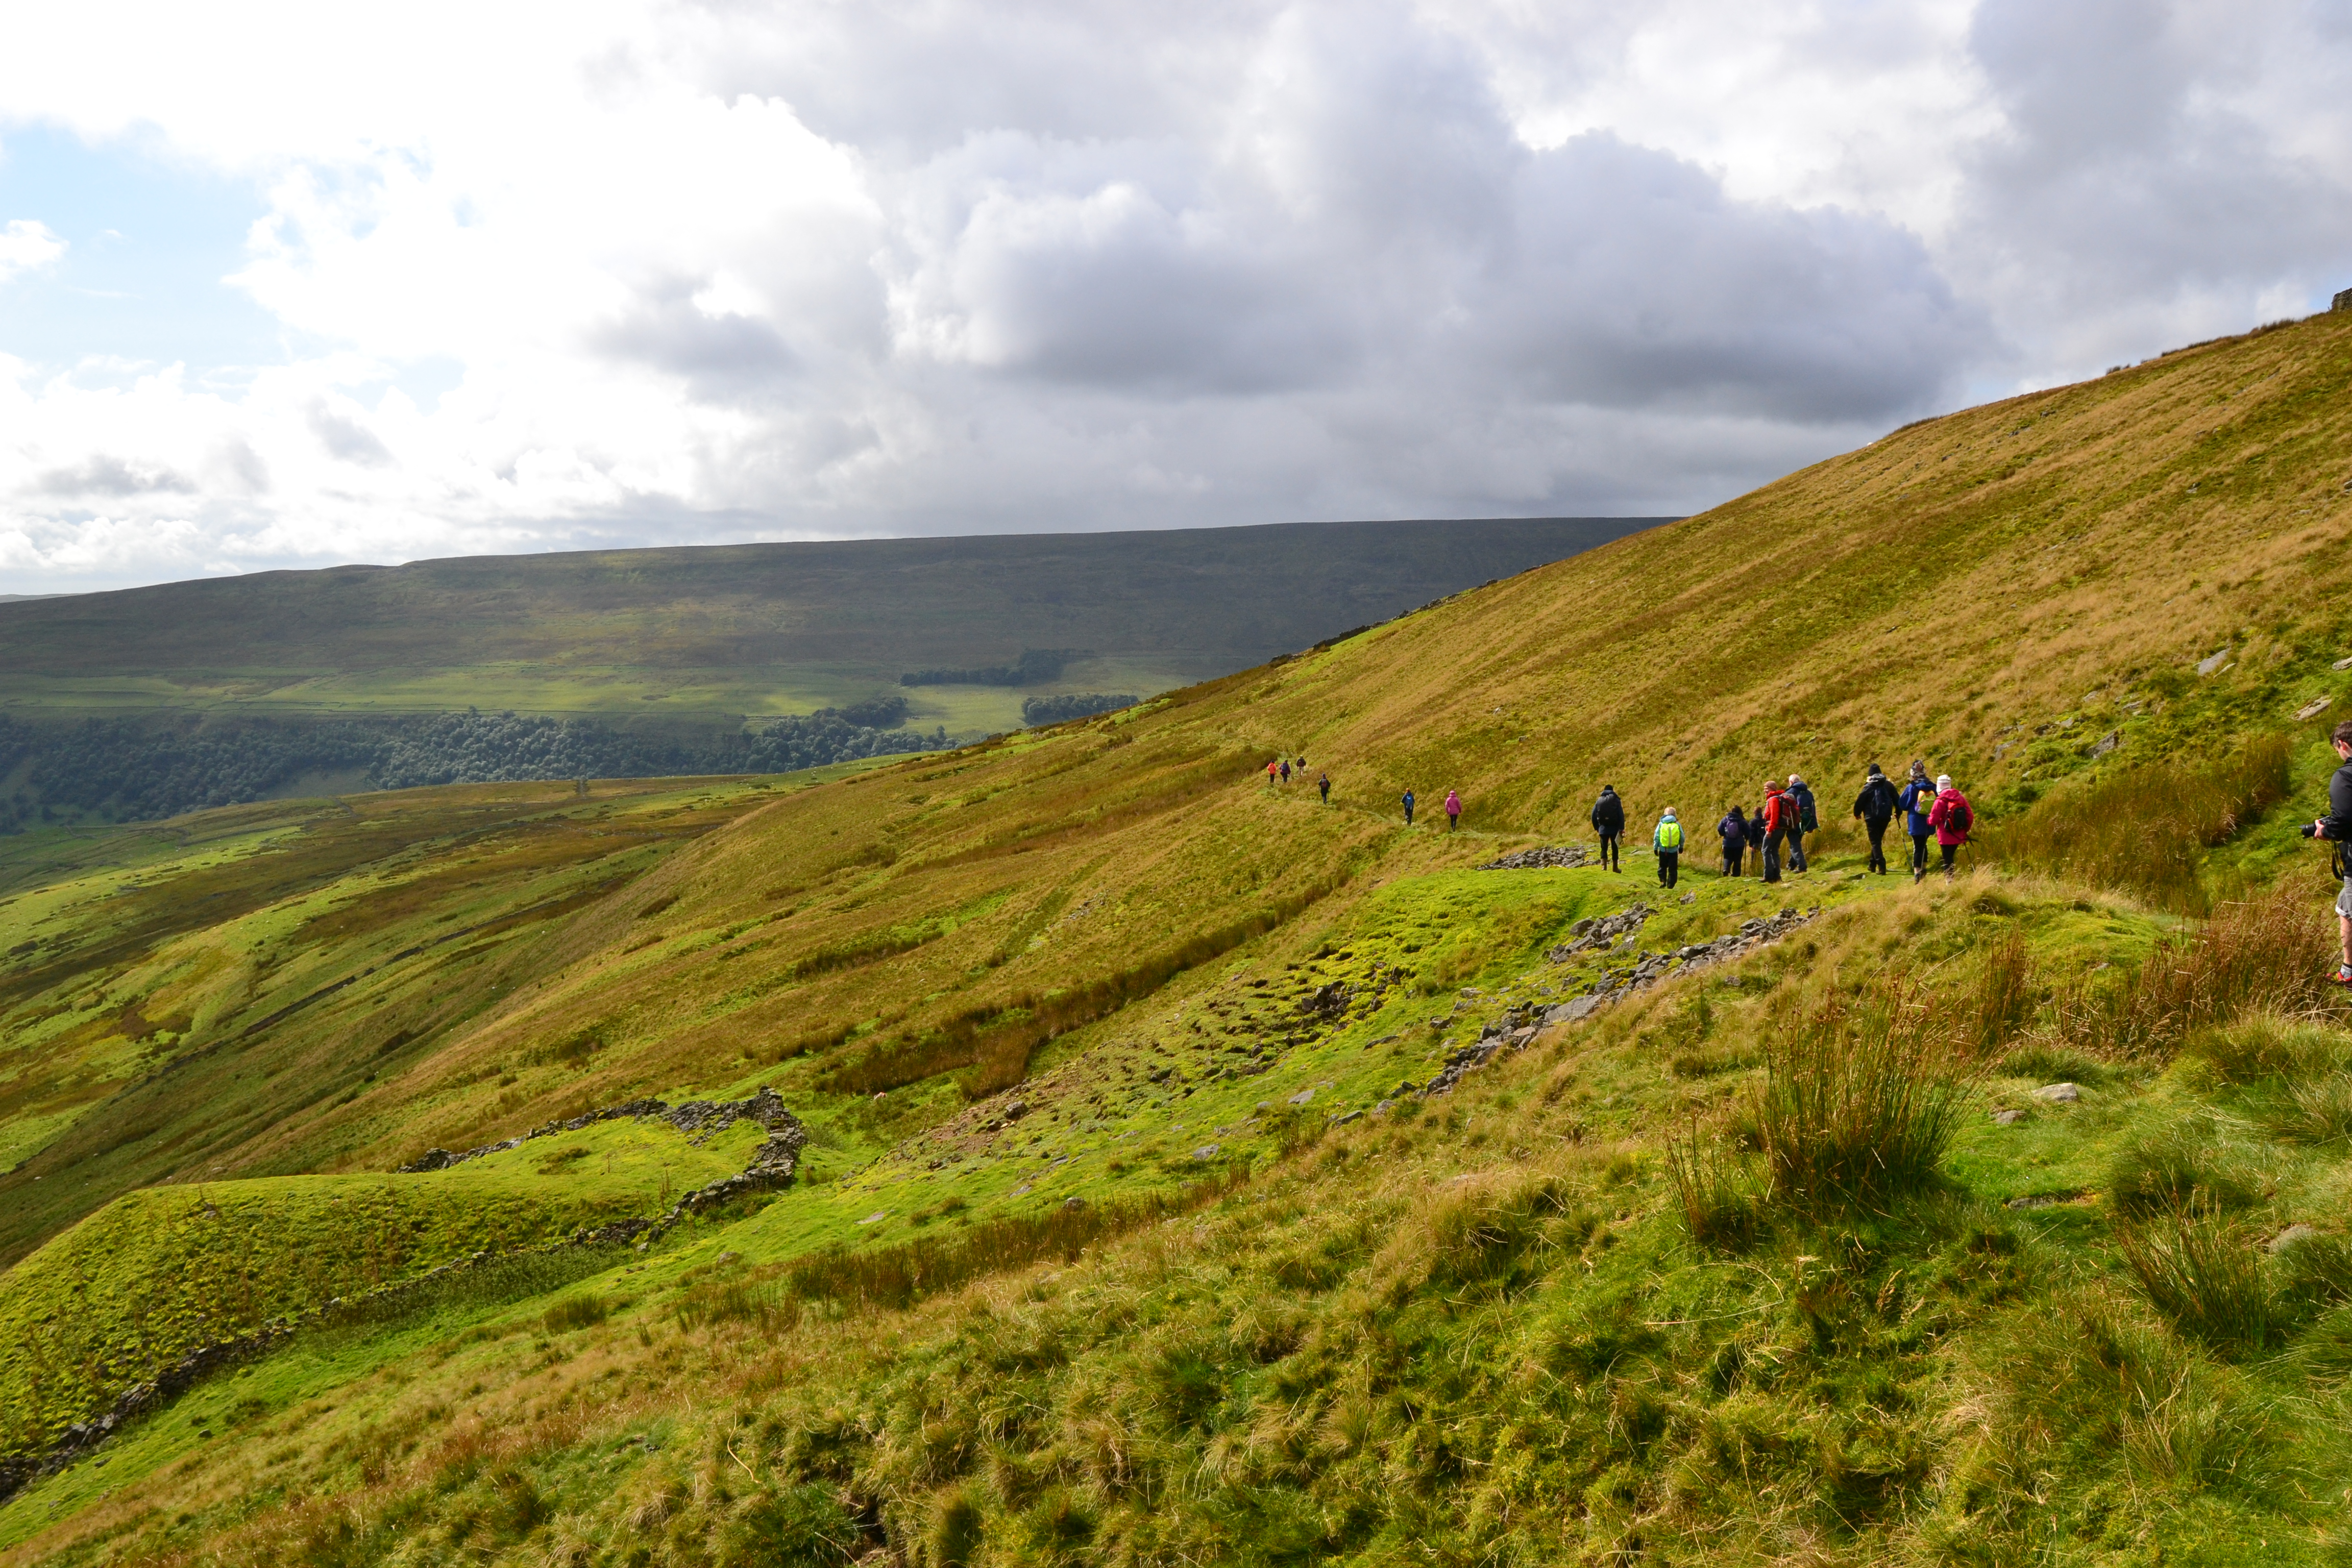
[
  {"left": 1853, "top": 763, "right": 1898, "bottom": 875},
  {"left": 1718, "top": 805, "right": 1748, "bottom": 877},
  {"left": 1927, "top": 774, "right": 1973, "bottom": 879},
  {"left": 1444, "top": 789, "right": 1462, "bottom": 830},
  {"left": 1317, "top": 771, "right": 1331, "bottom": 803},
  {"left": 1760, "top": 779, "right": 1794, "bottom": 884},
  {"left": 1590, "top": 784, "right": 1625, "bottom": 872},
  {"left": 1653, "top": 808, "right": 1684, "bottom": 889},
  {"left": 1402, "top": 789, "right": 1416, "bottom": 826},
  {"left": 1899, "top": 762, "right": 1937, "bottom": 882},
  {"left": 1786, "top": 773, "right": 1818, "bottom": 873}
]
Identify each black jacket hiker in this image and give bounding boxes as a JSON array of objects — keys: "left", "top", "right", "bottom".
[
  {"left": 1591, "top": 787, "right": 1625, "bottom": 871},
  {"left": 1854, "top": 770, "right": 1898, "bottom": 875}
]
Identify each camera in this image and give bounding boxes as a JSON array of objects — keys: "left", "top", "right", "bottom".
[{"left": 2302, "top": 822, "right": 2319, "bottom": 838}]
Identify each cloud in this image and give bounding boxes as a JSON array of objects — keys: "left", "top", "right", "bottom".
[
  {"left": 0, "top": 0, "right": 2345, "bottom": 592},
  {"left": 0, "top": 218, "right": 65, "bottom": 282},
  {"left": 36, "top": 454, "right": 195, "bottom": 496}
]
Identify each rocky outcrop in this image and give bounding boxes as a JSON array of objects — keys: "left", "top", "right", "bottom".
[
  {"left": 401, "top": 1086, "right": 800, "bottom": 1172},
  {"left": 1480, "top": 844, "right": 1592, "bottom": 870},
  {"left": 1546, "top": 903, "right": 1652, "bottom": 961},
  {"left": 1416, "top": 906, "right": 1822, "bottom": 1097}
]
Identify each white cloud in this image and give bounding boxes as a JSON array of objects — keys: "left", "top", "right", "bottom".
[
  {"left": 0, "top": 0, "right": 2347, "bottom": 591},
  {"left": 0, "top": 217, "right": 65, "bottom": 281}
]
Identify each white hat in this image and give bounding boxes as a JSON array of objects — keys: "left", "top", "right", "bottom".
[{"left": 1935, "top": 774, "right": 1953, "bottom": 789}]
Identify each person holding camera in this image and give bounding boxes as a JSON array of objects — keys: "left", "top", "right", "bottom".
[{"left": 2304, "top": 719, "right": 2352, "bottom": 985}]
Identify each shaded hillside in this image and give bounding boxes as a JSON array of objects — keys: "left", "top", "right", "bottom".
[
  {"left": 0, "top": 517, "right": 1661, "bottom": 727},
  {"left": 3, "top": 309, "right": 2352, "bottom": 1564}
]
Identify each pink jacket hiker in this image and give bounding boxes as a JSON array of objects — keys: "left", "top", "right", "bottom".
[
  {"left": 1928, "top": 788, "right": 1972, "bottom": 847},
  {"left": 1444, "top": 790, "right": 1462, "bottom": 818}
]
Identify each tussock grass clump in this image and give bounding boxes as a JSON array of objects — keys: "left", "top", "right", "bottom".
[
  {"left": 1750, "top": 980, "right": 1974, "bottom": 1215},
  {"left": 673, "top": 1278, "right": 797, "bottom": 1335},
  {"left": 1964, "top": 926, "right": 2036, "bottom": 1057},
  {"left": 1665, "top": 1125, "right": 1765, "bottom": 1251},
  {"left": 2053, "top": 885, "right": 2343, "bottom": 1058},
  {"left": 2258, "top": 1070, "right": 2352, "bottom": 1145},
  {"left": 537, "top": 1292, "right": 610, "bottom": 1334},
  {"left": 2104, "top": 1120, "right": 2262, "bottom": 1217},
  {"left": 1988, "top": 736, "right": 2290, "bottom": 913},
  {"left": 2115, "top": 1201, "right": 2277, "bottom": 1354},
  {"left": 1958, "top": 1288, "right": 2281, "bottom": 1505}
]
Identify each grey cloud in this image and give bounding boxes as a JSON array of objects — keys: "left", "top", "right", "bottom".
[
  {"left": 35, "top": 455, "right": 197, "bottom": 497},
  {"left": 1962, "top": 0, "right": 2352, "bottom": 316},
  {"left": 900, "top": 11, "right": 1988, "bottom": 421},
  {"left": 309, "top": 404, "right": 393, "bottom": 466},
  {"left": 589, "top": 277, "right": 800, "bottom": 400},
  {"left": 1479, "top": 135, "right": 1993, "bottom": 421}
]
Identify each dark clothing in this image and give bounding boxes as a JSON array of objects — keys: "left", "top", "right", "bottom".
[
  {"left": 1791, "top": 783, "right": 1819, "bottom": 834},
  {"left": 1402, "top": 793, "right": 1415, "bottom": 824},
  {"left": 1763, "top": 828, "right": 1786, "bottom": 883},
  {"left": 1598, "top": 832, "right": 1620, "bottom": 871},
  {"left": 1910, "top": 830, "right": 1930, "bottom": 877},
  {"left": 1317, "top": 777, "right": 1330, "bottom": 802},
  {"left": 1722, "top": 847, "right": 1743, "bottom": 877},
  {"left": 1864, "top": 819, "right": 1890, "bottom": 873},
  {"left": 1786, "top": 828, "right": 1808, "bottom": 874},
  {"left": 1590, "top": 788, "right": 1625, "bottom": 837},
  {"left": 1940, "top": 841, "right": 1960, "bottom": 876},
  {"left": 1657, "top": 851, "right": 1680, "bottom": 888},
  {"left": 2324, "top": 760, "right": 2352, "bottom": 842},
  {"left": 1853, "top": 775, "right": 1898, "bottom": 826}
]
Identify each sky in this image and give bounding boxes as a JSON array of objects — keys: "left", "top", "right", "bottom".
[{"left": 2, "top": 1, "right": 2347, "bottom": 594}]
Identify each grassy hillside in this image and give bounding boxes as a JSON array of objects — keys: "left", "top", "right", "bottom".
[
  {"left": 2, "top": 308, "right": 2351, "bottom": 1563},
  {"left": 0, "top": 518, "right": 1656, "bottom": 731}
]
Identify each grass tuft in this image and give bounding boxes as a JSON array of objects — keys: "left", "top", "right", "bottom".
[
  {"left": 2115, "top": 1200, "right": 2277, "bottom": 1354},
  {"left": 1751, "top": 979, "right": 1974, "bottom": 1214}
]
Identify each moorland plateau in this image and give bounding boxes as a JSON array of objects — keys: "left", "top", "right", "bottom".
[
  {"left": 0, "top": 519, "right": 1654, "bottom": 827},
  {"left": 3, "top": 309, "right": 2352, "bottom": 1564}
]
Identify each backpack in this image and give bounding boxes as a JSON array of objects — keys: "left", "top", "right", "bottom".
[
  {"left": 1656, "top": 820, "right": 1683, "bottom": 851},
  {"left": 1945, "top": 795, "right": 1973, "bottom": 836}
]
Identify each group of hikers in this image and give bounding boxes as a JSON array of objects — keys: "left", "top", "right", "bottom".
[
  {"left": 1269, "top": 751, "right": 1973, "bottom": 884},
  {"left": 1590, "top": 763, "right": 1974, "bottom": 887}
]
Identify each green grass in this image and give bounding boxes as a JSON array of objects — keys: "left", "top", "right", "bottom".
[{"left": 8, "top": 312, "right": 2352, "bottom": 1562}]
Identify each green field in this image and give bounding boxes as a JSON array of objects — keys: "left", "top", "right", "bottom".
[{"left": 2, "top": 311, "right": 2352, "bottom": 1563}]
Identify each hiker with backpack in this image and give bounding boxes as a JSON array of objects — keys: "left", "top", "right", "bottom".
[
  {"left": 1786, "top": 774, "right": 1818, "bottom": 873},
  {"left": 1899, "top": 762, "right": 1936, "bottom": 882},
  {"left": 2303, "top": 718, "right": 2352, "bottom": 985},
  {"left": 1266, "top": 759, "right": 1280, "bottom": 787},
  {"left": 1280, "top": 758, "right": 1292, "bottom": 785},
  {"left": 1402, "top": 789, "right": 1416, "bottom": 826},
  {"left": 1927, "top": 774, "right": 1973, "bottom": 879},
  {"left": 1317, "top": 771, "right": 1331, "bottom": 803},
  {"left": 1718, "top": 805, "right": 1749, "bottom": 876},
  {"left": 1590, "top": 785, "right": 1625, "bottom": 872},
  {"left": 1444, "top": 789, "right": 1462, "bottom": 830},
  {"left": 1759, "top": 779, "right": 1796, "bottom": 884},
  {"left": 1653, "top": 808, "right": 1685, "bottom": 888},
  {"left": 1853, "top": 764, "right": 1898, "bottom": 874}
]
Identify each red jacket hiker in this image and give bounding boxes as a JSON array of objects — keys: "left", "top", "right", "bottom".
[
  {"left": 1761, "top": 786, "right": 1795, "bottom": 834},
  {"left": 1928, "top": 787, "right": 1973, "bottom": 847}
]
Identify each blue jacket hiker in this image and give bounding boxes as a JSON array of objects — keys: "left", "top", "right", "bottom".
[
  {"left": 1653, "top": 809, "right": 1684, "bottom": 889},
  {"left": 1718, "top": 807, "right": 1748, "bottom": 876},
  {"left": 1898, "top": 762, "right": 1937, "bottom": 881},
  {"left": 1402, "top": 789, "right": 1416, "bottom": 825}
]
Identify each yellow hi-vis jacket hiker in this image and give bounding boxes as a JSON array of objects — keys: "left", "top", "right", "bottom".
[{"left": 1654, "top": 814, "right": 1684, "bottom": 852}]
